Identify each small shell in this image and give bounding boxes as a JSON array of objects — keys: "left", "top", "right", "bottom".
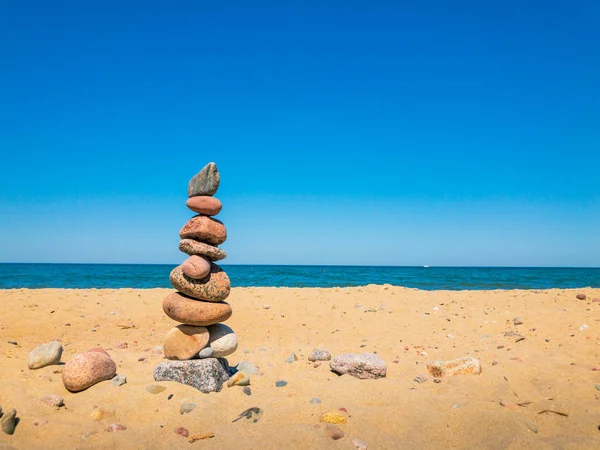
[{"left": 413, "top": 375, "right": 428, "bottom": 383}]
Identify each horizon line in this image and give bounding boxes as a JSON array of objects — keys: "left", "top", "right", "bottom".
[{"left": 0, "top": 262, "right": 599, "bottom": 269}]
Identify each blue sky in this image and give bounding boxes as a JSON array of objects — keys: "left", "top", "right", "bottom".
[{"left": 1, "top": 0, "right": 598, "bottom": 266}]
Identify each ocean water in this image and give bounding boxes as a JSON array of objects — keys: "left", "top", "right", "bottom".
[{"left": 0, "top": 263, "right": 598, "bottom": 290}]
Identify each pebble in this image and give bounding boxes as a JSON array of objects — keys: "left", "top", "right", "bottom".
[
  {"left": 227, "top": 371, "right": 250, "bottom": 387},
  {"left": 179, "top": 239, "right": 227, "bottom": 261},
  {"left": 154, "top": 359, "right": 230, "bottom": 393},
  {"left": 162, "top": 292, "right": 232, "bottom": 326},
  {"left": 427, "top": 356, "right": 481, "bottom": 377},
  {"left": 500, "top": 400, "right": 520, "bottom": 411},
  {"left": 105, "top": 424, "right": 127, "bottom": 432},
  {"left": 310, "top": 397, "right": 322, "bottom": 404},
  {"left": 185, "top": 195, "right": 222, "bottom": 216},
  {"left": 513, "top": 317, "right": 523, "bottom": 325},
  {"left": 275, "top": 380, "right": 287, "bottom": 387},
  {"left": 207, "top": 323, "right": 238, "bottom": 357},
  {"left": 525, "top": 421, "right": 538, "bottom": 433},
  {"left": 33, "top": 419, "right": 48, "bottom": 427},
  {"left": 285, "top": 353, "right": 298, "bottom": 363},
  {"left": 330, "top": 353, "right": 387, "bottom": 379},
  {"left": 321, "top": 411, "right": 347, "bottom": 424},
  {"left": 236, "top": 361, "right": 259, "bottom": 375},
  {"left": 174, "top": 427, "right": 189, "bottom": 438},
  {"left": 593, "top": 298, "right": 600, "bottom": 303},
  {"left": 146, "top": 384, "right": 166, "bottom": 394},
  {"left": 7, "top": 340, "right": 17, "bottom": 345},
  {"left": 163, "top": 325, "right": 210, "bottom": 360},
  {"left": 169, "top": 265, "right": 231, "bottom": 302},
  {"left": 308, "top": 349, "right": 331, "bottom": 362},
  {"left": 576, "top": 293, "right": 587, "bottom": 300},
  {"left": 188, "top": 162, "right": 220, "bottom": 197},
  {"left": 198, "top": 347, "right": 215, "bottom": 358},
  {"left": 62, "top": 349, "right": 117, "bottom": 392},
  {"left": 90, "top": 407, "right": 115, "bottom": 421},
  {"left": 80, "top": 430, "right": 96, "bottom": 442},
  {"left": 111, "top": 375, "right": 127, "bottom": 386},
  {"left": 262, "top": 304, "right": 271, "bottom": 310},
  {"left": 28, "top": 341, "right": 63, "bottom": 369},
  {"left": 115, "top": 342, "right": 128, "bottom": 349},
  {"left": 1, "top": 408, "right": 17, "bottom": 435},
  {"left": 353, "top": 438, "right": 368, "bottom": 449},
  {"left": 41, "top": 395, "right": 64, "bottom": 408},
  {"left": 324, "top": 424, "right": 345, "bottom": 440},
  {"left": 179, "top": 216, "right": 227, "bottom": 246},
  {"left": 178, "top": 403, "right": 195, "bottom": 415},
  {"left": 242, "top": 386, "right": 252, "bottom": 396},
  {"left": 181, "top": 255, "right": 211, "bottom": 279}
]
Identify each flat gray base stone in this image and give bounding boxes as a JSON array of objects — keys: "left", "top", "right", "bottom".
[{"left": 153, "top": 358, "right": 230, "bottom": 393}]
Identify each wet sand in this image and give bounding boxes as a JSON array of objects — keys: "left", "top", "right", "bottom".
[{"left": 1, "top": 286, "right": 599, "bottom": 449}]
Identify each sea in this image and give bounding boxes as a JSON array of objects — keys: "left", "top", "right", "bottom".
[{"left": 0, "top": 263, "right": 598, "bottom": 290}]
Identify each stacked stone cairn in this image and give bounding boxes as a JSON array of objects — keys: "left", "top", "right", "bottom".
[{"left": 154, "top": 162, "right": 237, "bottom": 393}]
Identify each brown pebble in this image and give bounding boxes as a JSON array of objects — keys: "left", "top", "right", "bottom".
[
  {"left": 174, "top": 427, "right": 189, "bottom": 437},
  {"left": 576, "top": 293, "right": 586, "bottom": 300},
  {"left": 105, "top": 423, "right": 127, "bottom": 432},
  {"left": 500, "top": 400, "right": 520, "bottom": 411},
  {"left": 41, "top": 395, "right": 64, "bottom": 408}
]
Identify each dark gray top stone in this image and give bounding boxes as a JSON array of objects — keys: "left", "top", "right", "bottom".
[{"left": 188, "top": 162, "right": 220, "bottom": 197}]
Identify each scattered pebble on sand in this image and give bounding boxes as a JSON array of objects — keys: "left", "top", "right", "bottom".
[
  {"left": 28, "top": 341, "right": 63, "bottom": 369},
  {"left": 285, "top": 353, "right": 298, "bottom": 363},
  {"left": 105, "top": 424, "right": 127, "bottom": 432},
  {"left": 321, "top": 411, "right": 347, "bottom": 424},
  {"left": 576, "top": 293, "right": 587, "bottom": 300},
  {"left": 174, "top": 427, "right": 189, "bottom": 437},
  {"left": 1, "top": 408, "right": 17, "bottom": 435},
  {"left": 180, "top": 403, "right": 197, "bottom": 415},
  {"left": 310, "top": 397, "right": 322, "bottom": 404},
  {"left": 111, "top": 375, "right": 127, "bottom": 386},
  {"left": 308, "top": 349, "right": 331, "bottom": 362},
  {"left": 41, "top": 395, "right": 64, "bottom": 408},
  {"left": 275, "top": 380, "right": 287, "bottom": 387},
  {"left": 353, "top": 438, "right": 368, "bottom": 449}
]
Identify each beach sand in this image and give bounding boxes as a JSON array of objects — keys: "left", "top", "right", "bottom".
[{"left": 1, "top": 286, "right": 599, "bottom": 449}]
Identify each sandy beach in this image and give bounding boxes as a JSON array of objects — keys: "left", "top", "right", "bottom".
[{"left": 1, "top": 286, "right": 599, "bottom": 449}]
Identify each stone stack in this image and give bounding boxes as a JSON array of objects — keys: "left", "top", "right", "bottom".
[{"left": 154, "top": 162, "right": 237, "bottom": 393}]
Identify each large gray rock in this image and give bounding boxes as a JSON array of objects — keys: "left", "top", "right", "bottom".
[
  {"left": 153, "top": 358, "right": 230, "bottom": 393},
  {"left": 329, "top": 353, "right": 386, "bottom": 379},
  {"left": 28, "top": 341, "right": 63, "bottom": 369},
  {"left": 188, "top": 162, "right": 220, "bottom": 197}
]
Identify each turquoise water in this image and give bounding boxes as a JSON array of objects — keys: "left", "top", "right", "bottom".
[{"left": 0, "top": 263, "right": 598, "bottom": 290}]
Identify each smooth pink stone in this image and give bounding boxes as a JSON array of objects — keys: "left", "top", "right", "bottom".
[
  {"left": 185, "top": 196, "right": 222, "bottom": 216},
  {"left": 181, "top": 255, "right": 211, "bottom": 279}
]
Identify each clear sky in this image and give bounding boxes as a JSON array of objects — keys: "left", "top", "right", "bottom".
[{"left": 1, "top": 0, "right": 599, "bottom": 266}]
